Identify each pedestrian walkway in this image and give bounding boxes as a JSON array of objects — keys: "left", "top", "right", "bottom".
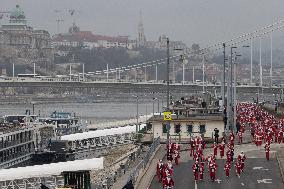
[
  {"left": 276, "top": 147, "right": 284, "bottom": 182},
  {"left": 135, "top": 144, "right": 165, "bottom": 189}
]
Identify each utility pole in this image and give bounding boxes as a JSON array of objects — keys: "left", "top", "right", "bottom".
[
  {"left": 202, "top": 55, "right": 205, "bottom": 93},
  {"left": 106, "top": 64, "right": 109, "bottom": 82},
  {"left": 136, "top": 96, "right": 139, "bottom": 139},
  {"left": 155, "top": 63, "right": 158, "bottom": 82},
  {"left": 69, "top": 65, "right": 72, "bottom": 81},
  {"left": 222, "top": 43, "right": 226, "bottom": 110},
  {"left": 166, "top": 38, "right": 170, "bottom": 143},
  {"left": 82, "top": 63, "right": 85, "bottom": 81},
  {"left": 250, "top": 38, "right": 253, "bottom": 84},
  {"left": 270, "top": 32, "right": 273, "bottom": 86}
]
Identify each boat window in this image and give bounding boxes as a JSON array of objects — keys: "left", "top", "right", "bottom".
[
  {"left": 187, "top": 124, "right": 193, "bottom": 133},
  {"left": 174, "top": 124, "right": 181, "bottom": 133},
  {"left": 162, "top": 124, "right": 167, "bottom": 133},
  {"left": 199, "top": 124, "right": 206, "bottom": 134}
]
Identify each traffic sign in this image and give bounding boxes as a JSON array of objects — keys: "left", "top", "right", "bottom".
[{"left": 164, "top": 112, "right": 172, "bottom": 121}]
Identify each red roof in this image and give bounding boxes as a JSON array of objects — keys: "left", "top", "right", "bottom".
[{"left": 52, "top": 31, "right": 128, "bottom": 43}]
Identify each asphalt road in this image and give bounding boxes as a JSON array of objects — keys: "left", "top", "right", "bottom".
[{"left": 150, "top": 158, "right": 284, "bottom": 189}]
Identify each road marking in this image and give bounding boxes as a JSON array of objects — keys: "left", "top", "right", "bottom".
[
  {"left": 195, "top": 180, "right": 197, "bottom": 189},
  {"left": 215, "top": 179, "right": 222, "bottom": 184},
  {"left": 241, "top": 183, "right": 245, "bottom": 186},
  {"left": 253, "top": 167, "right": 269, "bottom": 171},
  {"left": 257, "top": 179, "right": 272, "bottom": 184}
]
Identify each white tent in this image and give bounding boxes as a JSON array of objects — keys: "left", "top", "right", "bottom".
[
  {"left": 0, "top": 157, "right": 104, "bottom": 181},
  {"left": 61, "top": 124, "right": 146, "bottom": 141}
]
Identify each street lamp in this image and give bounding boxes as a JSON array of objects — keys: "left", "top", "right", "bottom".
[
  {"left": 166, "top": 38, "right": 170, "bottom": 144},
  {"left": 132, "top": 95, "right": 139, "bottom": 139},
  {"left": 227, "top": 46, "right": 237, "bottom": 133},
  {"left": 233, "top": 53, "right": 241, "bottom": 133}
]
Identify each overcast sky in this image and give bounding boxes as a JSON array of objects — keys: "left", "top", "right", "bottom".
[{"left": 1, "top": 0, "right": 284, "bottom": 48}]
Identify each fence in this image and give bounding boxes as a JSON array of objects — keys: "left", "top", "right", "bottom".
[{"left": 124, "top": 137, "right": 160, "bottom": 187}]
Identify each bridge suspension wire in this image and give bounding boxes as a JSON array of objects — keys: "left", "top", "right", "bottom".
[{"left": 94, "top": 19, "right": 284, "bottom": 74}]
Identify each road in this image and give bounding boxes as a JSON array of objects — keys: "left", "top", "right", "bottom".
[{"left": 150, "top": 146, "right": 284, "bottom": 189}]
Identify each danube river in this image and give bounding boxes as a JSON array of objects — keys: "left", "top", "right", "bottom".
[{"left": 0, "top": 101, "right": 162, "bottom": 124}]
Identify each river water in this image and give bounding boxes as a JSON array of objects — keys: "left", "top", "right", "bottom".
[{"left": 0, "top": 101, "right": 162, "bottom": 124}]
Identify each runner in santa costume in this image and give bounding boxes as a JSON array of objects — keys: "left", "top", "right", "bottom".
[
  {"left": 199, "top": 163, "right": 205, "bottom": 181},
  {"left": 226, "top": 149, "right": 232, "bottom": 164},
  {"left": 278, "top": 129, "right": 283, "bottom": 144},
  {"left": 165, "top": 160, "right": 174, "bottom": 176},
  {"left": 224, "top": 161, "right": 231, "bottom": 178},
  {"left": 237, "top": 131, "right": 243, "bottom": 144},
  {"left": 209, "top": 162, "right": 216, "bottom": 181},
  {"left": 192, "top": 161, "right": 199, "bottom": 181},
  {"left": 229, "top": 131, "right": 235, "bottom": 146},
  {"left": 173, "top": 150, "right": 180, "bottom": 165},
  {"left": 167, "top": 149, "right": 173, "bottom": 161},
  {"left": 219, "top": 140, "right": 225, "bottom": 158},
  {"left": 212, "top": 142, "right": 218, "bottom": 157},
  {"left": 156, "top": 159, "right": 164, "bottom": 182},
  {"left": 265, "top": 141, "right": 270, "bottom": 161},
  {"left": 162, "top": 175, "right": 174, "bottom": 189},
  {"left": 237, "top": 151, "right": 246, "bottom": 172},
  {"left": 189, "top": 138, "right": 195, "bottom": 157},
  {"left": 235, "top": 160, "right": 242, "bottom": 178}
]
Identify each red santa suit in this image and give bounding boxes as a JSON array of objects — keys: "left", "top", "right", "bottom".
[
  {"left": 265, "top": 143, "right": 270, "bottom": 161},
  {"left": 174, "top": 150, "right": 180, "bottom": 165},
  {"left": 226, "top": 150, "right": 231, "bottom": 163},
  {"left": 212, "top": 143, "right": 218, "bottom": 157},
  {"left": 199, "top": 164, "right": 205, "bottom": 180},
  {"left": 166, "top": 161, "right": 173, "bottom": 176},
  {"left": 237, "top": 131, "right": 243, "bottom": 144},
  {"left": 235, "top": 161, "right": 242, "bottom": 177},
  {"left": 237, "top": 152, "right": 246, "bottom": 171},
  {"left": 278, "top": 131, "right": 283, "bottom": 144},
  {"left": 229, "top": 132, "right": 235, "bottom": 146},
  {"left": 192, "top": 162, "right": 199, "bottom": 181},
  {"left": 156, "top": 160, "right": 164, "bottom": 182},
  {"left": 209, "top": 163, "right": 216, "bottom": 181},
  {"left": 224, "top": 163, "right": 231, "bottom": 178},
  {"left": 219, "top": 142, "right": 225, "bottom": 158},
  {"left": 162, "top": 176, "right": 174, "bottom": 189}
]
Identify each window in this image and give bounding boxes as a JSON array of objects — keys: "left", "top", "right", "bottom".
[
  {"left": 199, "top": 124, "right": 206, "bottom": 134},
  {"left": 162, "top": 124, "right": 167, "bottom": 133},
  {"left": 187, "top": 124, "right": 193, "bottom": 133},
  {"left": 175, "top": 124, "right": 181, "bottom": 133}
]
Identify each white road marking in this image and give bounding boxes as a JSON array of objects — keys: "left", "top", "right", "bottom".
[
  {"left": 253, "top": 167, "right": 269, "bottom": 171},
  {"left": 215, "top": 179, "right": 222, "bottom": 184},
  {"left": 257, "top": 179, "right": 272, "bottom": 184},
  {"left": 195, "top": 180, "right": 197, "bottom": 189}
]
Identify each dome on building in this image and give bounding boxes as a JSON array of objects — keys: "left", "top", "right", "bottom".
[
  {"left": 68, "top": 22, "right": 80, "bottom": 34},
  {"left": 10, "top": 5, "right": 25, "bottom": 19}
]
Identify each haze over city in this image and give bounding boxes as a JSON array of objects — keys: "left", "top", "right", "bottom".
[{"left": 2, "top": 0, "right": 284, "bottom": 47}]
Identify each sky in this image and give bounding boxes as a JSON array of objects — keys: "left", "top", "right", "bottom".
[{"left": 1, "top": 0, "right": 284, "bottom": 48}]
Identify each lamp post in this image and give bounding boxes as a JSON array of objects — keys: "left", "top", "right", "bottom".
[
  {"left": 166, "top": 38, "right": 170, "bottom": 143},
  {"left": 228, "top": 46, "right": 237, "bottom": 132},
  {"left": 233, "top": 54, "right": 241, "bottom": 133},
  {"left": 133, "top": 95, "right": 139, "bottom": 139},
  {"left": 222, "top": 43, "right": 226, "bottom": 112}
]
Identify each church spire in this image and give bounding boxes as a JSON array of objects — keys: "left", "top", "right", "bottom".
[{"left": 137, "top": 10, "right": 146, "bottom": 47}]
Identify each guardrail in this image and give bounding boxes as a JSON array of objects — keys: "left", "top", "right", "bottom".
[{"left": 124, "top": 137, "right": 160, "bottom": 187}]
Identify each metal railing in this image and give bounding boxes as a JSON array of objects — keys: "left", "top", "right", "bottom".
[{"left": 125, "top": 137, "right": 160, "bottom": 186}]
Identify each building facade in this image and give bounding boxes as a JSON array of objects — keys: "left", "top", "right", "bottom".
[{"left": 0, "top": 5, "right": 53, "bottom": 74}]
